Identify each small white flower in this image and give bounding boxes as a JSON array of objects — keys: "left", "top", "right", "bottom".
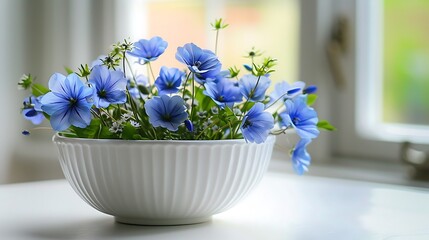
[
  {"left": 203, "top": 119, "right": 213, "bottom": 129},
  {"left": 121, "top": 113, "right": 132, "bottom": 121},
  {"left": 211, "top": 106, "right": 219, "bottom": 114},
  {"left": 130, "top": 120, "right": 140, "bottom": 128},
  {"left": 192, "top": 99, "right": 199, "bottom": 107},
  {"left": 109, "top": 121, "right": 123, "bottom": 133},
  {"left": 233, "top": 108, "right": 242, "bottom": 116},
  {"left": 197, "top": 111, "right": 207, "bottom": 119}
]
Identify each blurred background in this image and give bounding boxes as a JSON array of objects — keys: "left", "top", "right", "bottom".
[{"left": 1, "top": 0, "right": 428, "bottom": 185}]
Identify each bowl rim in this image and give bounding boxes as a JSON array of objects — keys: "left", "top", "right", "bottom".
[{"left": 53, "top": 133, "right": 276, "bottom": 145}]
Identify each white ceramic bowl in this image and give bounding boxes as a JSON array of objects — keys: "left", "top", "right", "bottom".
[{"left": 53, "top": 135, "right": 276, "bottom": 225}]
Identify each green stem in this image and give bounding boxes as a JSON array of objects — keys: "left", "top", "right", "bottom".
[
  {"left": 125, "top": 57, "right": 145, "bottom": 101},
  {"left": 195, "top": 118, "right": 220, "bottom": 140},
  {"left": 181, "top": 72, "right": 192, "bottom": 100},
  {"left": 215, "top": 120, "right": 241, "bottom": 138},
  {"left": 122, "top": 51, "right": 126, "bottom": 78},
  {"left": 215, "top": 30, "right": 219, "bottom": 55},
  {"left": 147, "top": 62, "right": 156, "bottom": 87},
  {"left": 271, "top": 126, "right": 290, "bottom": 135},
  {"left": 265, "top": 91, "right": 291, "bottom": 109},
  {"left": 152, "top": 127, "right": 158, "bottom": 140},
  {"left": 190, "top": 73, "right": 196, "bottom": 123},
  {"left": 146, "top": 63, "right": 152, "bottom": 87},
  {"left": 228, "top": 121, "right": 234, "bottom": 139},
  {"left": 96, "top": 124, "right": 102, "bottom": 139},
  {"left": 234, "top": 75, "right": 262, "bottom": 136},
  {"left": 126, "top": 89, "right": 141, "bottom": 123},
  {"left": 91, "top": 109, "right": 108, "bottom": 126},
  {"left": 99, "top": 108, "right": 117, "bottom": 122}
]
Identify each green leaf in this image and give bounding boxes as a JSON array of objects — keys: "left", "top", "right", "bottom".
[
  {"left": 98, "top": 126, "right": 114, "bottom": 139},
  {"left": 138, "top": 85, "right": 150, "bottom": 95},
  {"left": 241, "top": 101, "right": 255, "bottom": 113},
  {"left": 70, "top": 119, "right": 101, "bottom": 138},
  {"left": 132, "top": 134, "right": 144, "bottom": 140},
  {"left": 307, "top": 94, "right": 317, "bottom": 106},
  {"left": 122, "top": 123, "right": 137, "bottom": 140},
  {"left": 195, "top": 87, "right": 215, "bottom": 111},
  {"left": 317, "top": 120, "right": 336, "bottom": 131},
  {"left": 31, "top": 83, "right": 50, "bottom": 97},
  {"left": 42, "top": 112, "right": 50, "bottom": 120},
  {"left": 64, "top": 66, "right": 74, "bottom": 75}
]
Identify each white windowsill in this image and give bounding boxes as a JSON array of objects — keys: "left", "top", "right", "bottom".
[{"left": 269, "top": 150, "right": 429, "bottom": 189}]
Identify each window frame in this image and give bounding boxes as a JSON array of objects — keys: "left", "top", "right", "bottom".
[
  {"left": 356, "top": 0, "right": 429, "bottom": 145},
  {"left": 332, "top": 0, "right": 403, "bottom": 161},
  {"left": 299, "top": 0, "right": 425, "bottom": 162}
]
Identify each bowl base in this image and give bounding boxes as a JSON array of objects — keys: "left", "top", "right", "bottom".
[{"left": 115, "top": 216, "right": 212, "bottom": 226}]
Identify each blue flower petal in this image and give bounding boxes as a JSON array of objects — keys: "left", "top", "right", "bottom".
[
  {"left": 128, "top": 37, "right": 168, "bottom": 62},
  {"left": 279, "top": 95, "right": 319, "bottom": 139},
  {"left": 69, "top": 104, "right": 92, "bottom": 128},
  {"left": 22, "top": 109, "right": 44, "bottom": 125},
  {"left": 41, "top": 73, "right": 93, "bottom": 131},
  {"left": 145, "top": 95, "right": 188, "bottom": 131},
  {"left": 240, "top": 102, "right": 274, "bottom": 143},
  {"left": 291, "top": 138, "right": 312, "bottom": 175},
  {"left": 176, "top": 43, "right": 221, "bottom": 80},
  {"left": 41, "top": 92, "right": 70, "bottom": 115},
  {"left": 268, "top": 81, "right": 305, "bottom": 105},
  {"left": 239, "top": 74, "right": 271, "bottom": 102},
  {"left": 203, "top": 78, "right": 242, "bottom": 108},
  {"left": 89, "top": 65, "right": 127, "bottom": 108},
  {"left": 48, "top": 73, "right": 67, "bottom": 98},
  {"left": 50, "top": 107, "right": 71, "bottom": 131},
  {"left": 155, "top": 67, "right": 185, "bottom": 95}
]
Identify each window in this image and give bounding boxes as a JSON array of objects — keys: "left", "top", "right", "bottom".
[
  {"left": 383, "top": 1, "right": 429, "bottom": 126},
  {"left": 331, "top": 0, "right": 429, "bottom": 161},
  {"left": 357, "top": 0, "right": 429, "bottom": 145},
  {"left": 123, "top": 0, "right": 300, "bottom": 84}
]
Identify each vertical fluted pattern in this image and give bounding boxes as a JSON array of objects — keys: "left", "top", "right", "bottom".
[{"left": 53, "top": 135, "right": 275, "bottom": 225}]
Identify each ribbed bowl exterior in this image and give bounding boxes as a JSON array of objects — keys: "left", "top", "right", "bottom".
[{"left": 53, "top": 135, "right": 275, "bottom": 225}]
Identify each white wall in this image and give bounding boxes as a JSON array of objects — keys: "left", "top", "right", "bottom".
[{"left": 0, "top": 0, "right": 133, "bottom": 184}]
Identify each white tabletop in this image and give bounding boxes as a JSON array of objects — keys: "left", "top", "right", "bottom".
[{"left": 1, "top": 172, "right": 429, "bottom": 240}]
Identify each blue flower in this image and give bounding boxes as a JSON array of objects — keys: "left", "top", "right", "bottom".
[
  {"left": 128, "top": 37, "right": 168, "bottom": 64},
  {"left": 145, "top": 95, "right": 188, "bottom": 131},
  {"left": 240, "top": 102, "right": 274, "bottom": 143},
  {"left": 279, "top": 95, "right": 319, "bottom": 139},
  {"left": 184, "top": 119, "right": 194, "bottom": 132},
  {"left": 239, "top": 74, "right": 271, "bottom": 102},
  {"left": 128, "top": 74, "right": 149, "bottom": 99},
  {"left": 291, "top": 138, "right": 312, "bottom": 175},
  {"left": 22, "top": 96, "right": 44, "bottom": 125},
  {"left": 89, "top": 65, "right": 128, "bottom": 108},
  {"left": 41, "top": 73, "right": 93, "bottom": 131},
  {"left": 304, "top": 85, "right": 318, "bottom": 94},
  {"left": 176, "top": 43, "right": 221, "bottom": 80},
  {"left": 268, "top": 81, "right": 305, "bottom": 105},
  {"left": 243, "top": 64, "right": 253, "bottom": 72},
  {"left": 195, "top": 70, "right": 229, "bottom": 85},
  {"left": 154, "top": 67, "right": 185, "bottom": 95},
  {"left": 203, "top": 77, "right": 242, "bottom": 108}
]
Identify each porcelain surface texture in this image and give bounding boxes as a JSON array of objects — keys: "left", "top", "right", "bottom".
[{"left": 53, "top": 135, "right": 276, "bottom": 225}]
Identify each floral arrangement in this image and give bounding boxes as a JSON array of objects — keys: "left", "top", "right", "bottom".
[{"left": 19, "top": 19, "right": 333, "bottom": 175}]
